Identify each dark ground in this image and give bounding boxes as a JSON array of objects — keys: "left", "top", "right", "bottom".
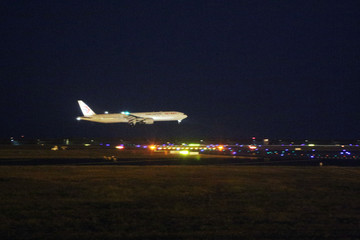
[
  {"left": 0, "top": 166, "right": 359, "bottom": 240},
  {"left": 0, "top": 145, "right": 359, "bottom": 239}
]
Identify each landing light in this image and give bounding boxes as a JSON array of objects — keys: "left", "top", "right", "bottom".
[{"left": 76, "top": 117, "right": 81, "bottom": 121}]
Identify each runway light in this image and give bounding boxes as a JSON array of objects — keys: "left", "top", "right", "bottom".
[
  {"left": 149, "top": 145, "right": 156, "bottom": 150},
  {"left": 248, "top": 145, "right": 257, "bottom": 150},
  {"left": 179, "top": 150, "right": 189, "bottom": 155},
  {"left": 218, "top": 145, "right": 224, "bottom": 151},
  {"left": 115, "top": 145, "right": 124, "bottom": 149}
]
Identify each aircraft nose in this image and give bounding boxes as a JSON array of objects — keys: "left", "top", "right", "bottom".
[{"left": 183, "top": 114, "right": 188, "bottom": 119}]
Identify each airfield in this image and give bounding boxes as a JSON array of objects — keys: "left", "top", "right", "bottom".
[{"left": 0, "top": 143, "right": 360, "bottom": 239}]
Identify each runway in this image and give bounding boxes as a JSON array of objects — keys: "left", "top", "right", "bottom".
[
  {"left": 0, "top": 156, "right": 359, "bottom": 166},
  {"left": 1, "top": 144, "right": 359, "bottom": 166}
]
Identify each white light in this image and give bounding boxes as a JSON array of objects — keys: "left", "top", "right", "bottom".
[{"left": 76, "top": 117, "right": 81, "bottom": 121}]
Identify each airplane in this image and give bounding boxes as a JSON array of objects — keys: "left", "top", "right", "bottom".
[{"left": 76, "top": 100, "right": 187, "bottom": 126}]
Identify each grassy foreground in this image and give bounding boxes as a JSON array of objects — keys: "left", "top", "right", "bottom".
[{"left": 0, "top": 166, "right": 359, "bottom": 239}]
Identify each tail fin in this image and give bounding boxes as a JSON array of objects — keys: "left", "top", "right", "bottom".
[{"left": 78, "top": 100, "right": 96, "bottom": 117}]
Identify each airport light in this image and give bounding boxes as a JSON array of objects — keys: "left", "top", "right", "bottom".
[
  {"left": 218, "top": 145, "right": 224, "bottom": 151},
  {"left": 179, "top": 150, "right": 189, "bottom": 155},
  {"left": 149, "top": 145, "right": 156, "bottom": 150},
  {"left": 115, "top": 145, "right": 124, "bottom": 150}
]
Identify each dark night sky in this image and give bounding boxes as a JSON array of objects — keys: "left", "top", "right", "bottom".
[{"left": 1, "top": 0, "right": 360, "bottom": 140}]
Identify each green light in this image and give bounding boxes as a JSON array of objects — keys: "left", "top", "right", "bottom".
[
  {"left": 179, "top": 150, "right": 189, "bottom": 155},
  {"left": 189, "top": 144, "right": 200, "bottom": 146}
]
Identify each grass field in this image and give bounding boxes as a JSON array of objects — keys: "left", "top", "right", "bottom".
[{"left": 0, "top": 166, "right": 359, "bottom": 239}]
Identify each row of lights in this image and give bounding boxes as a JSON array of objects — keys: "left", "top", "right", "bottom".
[{"left": 148, "top": 145, "right": 225, "bottom": 151}]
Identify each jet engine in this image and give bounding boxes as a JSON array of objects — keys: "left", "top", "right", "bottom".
[{"left": 142, "top": 118, "right": 154, "bottom": 124}]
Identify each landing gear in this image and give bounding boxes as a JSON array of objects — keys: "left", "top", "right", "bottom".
[{"left": 128, "top": 118, "right": 137, "bottom": 126}]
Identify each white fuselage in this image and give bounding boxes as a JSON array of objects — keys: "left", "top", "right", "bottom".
[{"left": 78, "top": 111, "right": 187, "bottom": 123}]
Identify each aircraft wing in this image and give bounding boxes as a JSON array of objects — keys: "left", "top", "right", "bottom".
[
  {"left": 124, "top": 114, "right": 141, "bottom": 125},
  {"left": 122, "top": 113, "right": 154, "bottom": 125}
]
